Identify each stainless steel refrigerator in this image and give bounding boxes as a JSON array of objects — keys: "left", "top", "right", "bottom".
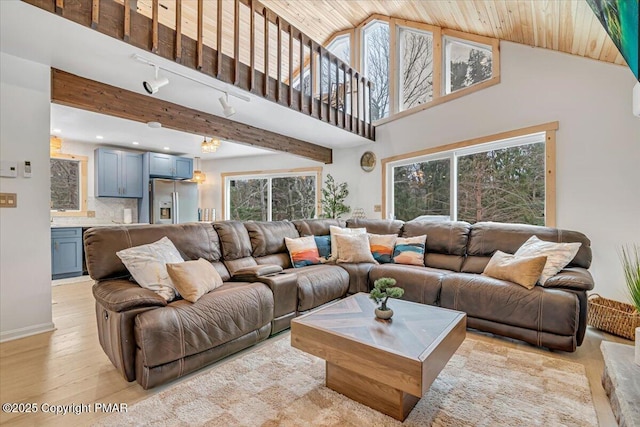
[{"left": 150, "top": 179, "right": 199, "bottom": 224}]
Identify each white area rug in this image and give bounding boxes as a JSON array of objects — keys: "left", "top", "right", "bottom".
[{"left": 97, "top": 336, "right": 597, "bottom": 426}]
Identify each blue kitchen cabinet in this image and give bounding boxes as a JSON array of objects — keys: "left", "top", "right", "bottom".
[
  {"left": 95, "top": 148, "right": 143, "bottom": 198},
  {"left": 148, "top": 153, "right": 193, "bottom": 179},
  {"left": 51, "top": 228, "right": 83, "bottom": 279}
]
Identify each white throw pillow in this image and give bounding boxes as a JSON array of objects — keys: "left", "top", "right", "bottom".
[
  {"left": 514, "top": 235, "right": 581, "bottom": 285},
  {"left": 116, "top": 236, "right": 184, "bottom": 301},
  {"left": 335, "top": 233, "right": 378, "bottom": 264},
  {"left": 329, "top": 226, "right": 366, "bottom": 261}
]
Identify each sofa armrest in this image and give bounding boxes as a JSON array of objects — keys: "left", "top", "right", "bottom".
[
  {"left": 93, "top": 279, "right": 167, "bottom": 313},
  {"left": 231, "top": 264, "right": 283, "bottom": 281},
  {"left": 543, "top": 267, "right": 594, "bottom": 292}
]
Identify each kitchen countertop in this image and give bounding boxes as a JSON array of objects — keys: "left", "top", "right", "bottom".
[{"left": 51, "top": 223, "right": 150, "bottom": 229}]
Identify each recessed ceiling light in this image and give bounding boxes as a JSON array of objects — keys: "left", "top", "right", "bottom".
[
  {"left": 132, "top": 141, "right": 139, "bottom": 145},
  {"left": 52, "top": 128, "right": 61, "bottom": 133},
  {"left": 96, "top": 135, "right": 104, "bottom": 140},
  {"left": 147, "top": 121, "right": 162, "bottom": 129},
  {"left": 163, "top": 147, "right": 170, "bottom": 150}
]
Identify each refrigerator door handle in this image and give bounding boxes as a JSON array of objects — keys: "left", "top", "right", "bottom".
[{"left": 172, "top": 191, "right": 179, "bottom": 224}]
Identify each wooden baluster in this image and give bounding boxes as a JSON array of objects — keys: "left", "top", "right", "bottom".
[
  {"left": 349, "top": 68, "right": 354, "bottom": 132},
  {"left": 55, "top": 0, "right": 64, "bottom": 15},
  {"left": 299, "top": 32, "right": 304, "bottom": 112},
  {"left": 249, "top": 0, "right": 255, "bottom": 91},
  {"left": 318, "top": 48, "right": 324, "bottom": 122},
  {"left": 334, "top": 56, "right": 339, "bottom": 126},
  {"left": 175, "top": 0, "right": 182, "bottom": 62},
  {"left": 288, "top": 26, "right": 293, "bottom": 107},
  {"left": 216, "top": 0, "right": 223, "bottom": 78},
  {"left": 234, "top": 0, "right": 240, "bottom": 84},
  {"left": 123, "top": 0, "right": 130, "bottom": 42},
  {"left": 91, "top": 0, "right": 99, "bottom": 29},
  {"left": 342, "top": 65, "right": 346, "bottom": 129},
  {"left": 196, "top": 0, "right": 203, "bottom": 69},
  {"left": 276, "top": 17, "right": 282, "bottom": 103},
  {"left": 151, "top": 0, "right": 158, "bottom": 52},
  {"left": 309, "top": 41, "right": 315, "bottom": 117},
  {"left": 263, "top": 8, "right": 269, "bottom": 97},
  {"left": 355, "top": 72, "right": 360, "bottom": 135}
]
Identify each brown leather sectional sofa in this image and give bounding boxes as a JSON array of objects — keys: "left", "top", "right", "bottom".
[{"left": 84, "top": 218, "right": 593, "bottom": 389}]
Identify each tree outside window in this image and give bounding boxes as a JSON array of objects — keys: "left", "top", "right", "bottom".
[
  {"left": 399, "top": 26, "right": 434, "bottom": 111},
  {"left": 445, "top": 38, "right": 492, "bottom": 94},
  {"left": 51, "top": 158, "right": 81, "bottom": 211},
  {"left": 363, "top": 20, "right": 390, "bottom": 121}
]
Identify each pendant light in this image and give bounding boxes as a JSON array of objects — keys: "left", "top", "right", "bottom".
[
  {"left": 192, "top": 157, "right": 206, "bottom": 184},
  {"left": 201, "top": 137, "right": 221, "bottom": 153}
]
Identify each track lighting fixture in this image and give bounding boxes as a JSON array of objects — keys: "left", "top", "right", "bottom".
[
  {"left": 219, "top": 93, "right": 236, "bottom": 117},
  {"left": 143, "top": 66, "right": 169, "bottom": 95}
]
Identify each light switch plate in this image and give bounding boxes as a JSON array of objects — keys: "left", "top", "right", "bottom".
[
  {"left": 373, "top": 204, "right": 382, "bottom": 212},
  {"left": 0, "top": 193, "right": 17, "bottom": 208},
  {"left": 87, "top": 210, "right": 96, "bottom": 218},
  {"left": 0, "top": 161, "right": 18, "bottom": 178}
]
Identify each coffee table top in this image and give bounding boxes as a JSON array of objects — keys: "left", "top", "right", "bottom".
[{"left": 293, "top": 292, "right": 466, "bottom": 361}]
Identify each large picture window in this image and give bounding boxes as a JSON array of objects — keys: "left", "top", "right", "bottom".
[
  {"left": 224, "top": 168, "right": 321, "bottom": 221},
  {"left": 384, "top": 124, "right": 557, "bottom": 226},
  {"left": 363, "top": 20, "right": 390, "bottom": 121}
]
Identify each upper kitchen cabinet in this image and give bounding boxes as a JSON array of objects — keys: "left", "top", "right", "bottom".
[
  {"left": 148, "top": 153, "right": 193, "bottom": 179},
  {"left": 95, "top": 148, "right": 143, "bottom": 198}
]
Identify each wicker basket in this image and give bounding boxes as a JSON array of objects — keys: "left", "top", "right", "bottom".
[{"left": 587, "top": 294, "right": 639, "bottom": 341}]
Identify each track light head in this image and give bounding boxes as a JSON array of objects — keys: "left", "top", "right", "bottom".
[
  {"left": 219, "top": 94, "right": 236, "bottom": 117},
  {"left": 143, "top": 66, "right": 169, "bottom": 94}
]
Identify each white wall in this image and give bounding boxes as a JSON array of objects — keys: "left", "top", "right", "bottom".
[
  {"left": 206, "top": 42, "right": 640, "bottom": 303},
  {"left": 0, "top": 53, "right": 54, "bottom": 341}
]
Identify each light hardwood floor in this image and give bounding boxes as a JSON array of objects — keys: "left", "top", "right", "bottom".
[{"left": 0, "top": 280, "right": 629, "bottom": 426}]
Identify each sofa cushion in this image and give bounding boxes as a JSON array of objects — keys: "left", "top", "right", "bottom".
[
  {"left": 285, "top": 236, "right": 322, "bottom": 268},
  {"left": 369, "top": 264, "right": 448, "bottom": 305},
  {"left": 401, "top": 220, "right": 471, "bottom": 271},
  {"left": 284, "top": 265, "right": 349, "bottom": 311},
  {"left": 213, "top": 221, "right": 253, "bottom": 260},
  {"left": 84, "top": 223, "right": 223, "bottom": 281},
  {"left": 393, "top": 235, "right": 426, "bottom": 266},
  {"left": 514, "top": 236, "right": 581, "bottom": 285},
  {"left": 338, "top": 263, "right": 375, "bottom": 294},
  {"left": 134, "top": 281, "right": 274, "bottom": 368},
  {"left": 293, "top": 219, "right": 345, "bottom": 237},
  {"left": 440, "top": 273, "right": 578, "bottom": 337},
  {"left": 244, "top": 221, "right": 300, "bottom": 257},
  {"left": 347, "top": 218, "right": 403, "bottom": 235},
  {"left": 329, "top": 225, "right": 366, "bottom": 261},
  {"left": 166, "top": 258, "right": 224, "bottom": 302},
  {"left": 463, "top": 222, "right": 591, "bottom": 274},
  {"left": 336, "top": 233, "right": 378, "bottom": 264},
  {"left": 482, "top": 250, "right": 547, "bottom": 290},
  {"left": 116, "top": 236, "right": 184, "bottom": 301}
]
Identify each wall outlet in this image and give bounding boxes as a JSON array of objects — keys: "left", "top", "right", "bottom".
[
  {"left": 87, "top": 210, "right": 96, "bottom": 218},
  {"left": 373, "top": 204, "right": 382, "bottom": 212}
]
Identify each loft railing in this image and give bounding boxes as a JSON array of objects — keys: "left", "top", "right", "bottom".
[{"left": 25, "top": 0, "right": 375, "bottom": 140}]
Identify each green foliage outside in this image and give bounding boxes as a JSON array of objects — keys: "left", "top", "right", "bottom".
[
  {"left": 370, "top": 277, "right": 404, "bottom": 311},
  {"left": 321, "top": 174, "right": 350, "bottom": 219},
  {"left": 620, "top": 245, "right": 640, "bottom": 313}
]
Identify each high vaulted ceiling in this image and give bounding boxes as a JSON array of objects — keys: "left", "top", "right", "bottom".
[{"left": 259, "top": 0, "right": 626, "bottom": 66}]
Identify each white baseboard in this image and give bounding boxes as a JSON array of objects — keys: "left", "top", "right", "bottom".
[{"left": 0, "top": 322, "right": 56, "bottom": 343}]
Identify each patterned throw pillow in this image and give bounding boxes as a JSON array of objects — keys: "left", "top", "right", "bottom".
[
  {"left": 285, "top": 236, "right": 321, "bottom": 268},
  {"left": 393, "top": 235, "right": 427, "bottom": 266},
  {"left": 482, "top": 250, "right": 548, "bottom": 290},
  {"left": 314, "top": 235, "right": 332, "bottom": 260},
  {"left": 369, "top": 234, "right": 397, "bottom": 264},
  {"left": 329, "top": 226, "right": 367, "bottom": 261},
  {"left": 514, "top": 235, "right": 581, "bottom": 285},
  {"left": 116, "top": 236, "right": 184, "bottom": 301},
  {"left": 335, "top": 233, "right": 378, "bottom": 264}
]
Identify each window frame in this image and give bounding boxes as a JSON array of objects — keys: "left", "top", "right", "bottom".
[
  {"left": 222, "top": 167, "right": 322, "bottom": 221},
  {"left": 382, "top": 122, "right": 558, "bottom": 226},
  {"left": 50, "top": 153, "right": 88, "bottom": 217}
]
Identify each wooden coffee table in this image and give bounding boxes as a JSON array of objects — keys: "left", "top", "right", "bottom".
[{"left": 291, "top": 292, "right": 466, "bottom": 421}]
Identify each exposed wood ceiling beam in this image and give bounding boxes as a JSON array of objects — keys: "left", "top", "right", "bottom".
[{"left": 51, "top": 69, "right": 333, "bottom": 164}]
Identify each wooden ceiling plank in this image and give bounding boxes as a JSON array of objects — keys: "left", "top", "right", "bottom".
[{"left": 50, "top": 69, "right": 332, "bottom": 163}]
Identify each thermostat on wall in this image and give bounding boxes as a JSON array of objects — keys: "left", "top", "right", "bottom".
[{"left": 0, "top": 161, "right": 18, "bottom": 178}]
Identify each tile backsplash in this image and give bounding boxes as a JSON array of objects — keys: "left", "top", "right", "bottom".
[{"left": 51, "top": 197, "right": 139, "bottom": 226}]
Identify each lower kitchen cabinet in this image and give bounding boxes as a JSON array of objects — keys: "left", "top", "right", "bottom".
[{"left": 51, "top": 227, "right": 83, "bottom": 279}]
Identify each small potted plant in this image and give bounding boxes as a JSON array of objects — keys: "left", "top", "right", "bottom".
[
  {"left": 621, "top": 245, "right": 640, "bottom": 365},
  {"left": 370, "top": 277, "right": 404, "bottom": 320}
]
